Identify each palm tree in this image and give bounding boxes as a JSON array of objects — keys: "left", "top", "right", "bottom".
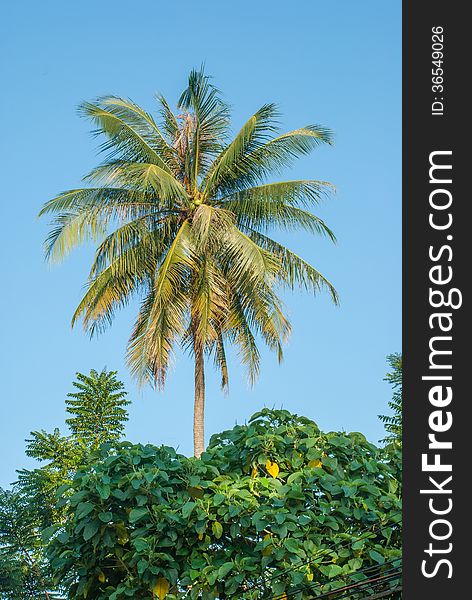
[{"left": 39, "top": 69, "right": 338, "bottom": 457}]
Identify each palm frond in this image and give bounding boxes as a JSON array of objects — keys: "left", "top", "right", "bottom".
[
  {"left": 101, "top": 96, "right": 177, "bottom": 165},
  {"left": 79, "top": 99, "right": 175, "bottom": 171},
  {"left": 218, "top": 180, "right": 335, "bottom": 239},
  {"left": 210, "top": 125, "right": 333, "bottom": 195},
  {"left": 225, "top": 294, "right": 261, "bottom": 386},
  {"left": 39, "top": 187, "right": 158, "bottom": 223},
  {"left": 202, "top": 103, "right": 279, "bottom": 198},
  {"left": 84, "top": 161, "right": 189, "bottom": 207},
  {"left": 222, "top": 223, "right": 281, "bottom": 287},
  {"left": 252, "top": 287, "right": 291, "bottom": 362},
  {"left": 245, "top": 228, "right": 339, "bottom": 304},
  {"left": 43, "top": 208, "right": 107, "bottom": 263},
  {"left": 190, "top": 257, "right": 228, "bottom": 350},
  {"left": 40, "top": 187, "right": 171, "bottom": 263},
  {"left": 152, "top": 220, "right": 194, "bottom": 301},
  {"left": 230, "top": 277, "right": 291, "bottom": 363},
  {"left": 126, "top": 287, "right": 188, "bottom": 388},
  {"left": 89, "top": 213, "right": 178, "bottom": 278},
  {"left": 125, "top": 221, "right": 196, "bottom": 387},
  {"left": 261, "top": 205, "right": 336, "bottom": 239},
  {"left": 178, "top": 68, "right": 229, "bottom": 129},
  {"left": 247, "top": 124, "right": 333, "bottom": 173},
  {"left": 190, "top": 204, "right": 234, "bottom": 254},
  {"left": 126, "top": 222, "right": 195, "bottom": 387},
  {"left": 71, "top": 232, "right": 158, "bottom": 334},
  {"left": 156, "top": 94, "right": 180, "bottom": 142},
  {"left": 213, "top": 331, "right": 229, "bottom": 390},
  {"left": 178, "top": 67, "right": 231, "bottom": 183}
]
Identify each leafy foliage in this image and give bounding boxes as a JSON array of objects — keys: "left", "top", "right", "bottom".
[
  {"left": 1, "top": 370, "right": 129, "bottom": 599},
  {"left": 66, "top": 369, "right": 130, "bottom": 448},
  {"left": 16, "top": 369, "right": 130, "bottom": 529},
  {"left": 0, "top": 487, "right": 54, "bottom": 599},
  {"left": 16, "top": 428, "right": 81, "bottom": 530},
  {"left": 39, "top": 68, "right": 338, "bottom": 455},
  {"left": 47, "top": 409, "right": 401, "bottom": 599},
  {"left": 379, "top": 354, "right": 402, "bottom": 448}
]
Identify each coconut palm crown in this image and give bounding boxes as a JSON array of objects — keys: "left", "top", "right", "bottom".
[{"left": 39, "top": 68, "right": 338, "bottom": 457}]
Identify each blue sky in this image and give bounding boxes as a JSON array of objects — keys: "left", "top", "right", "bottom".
[{"left": 0, "top": 1, "right": 401, "bottom": 487}]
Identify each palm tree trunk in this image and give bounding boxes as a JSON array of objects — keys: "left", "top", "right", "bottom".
[{"left": 193, "top": 342, "right": 205, "bottom": 458}]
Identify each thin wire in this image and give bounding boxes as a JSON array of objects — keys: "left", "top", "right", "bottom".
[
  {"left": 310, "top": 573, "right": 402, "bottom": 600},
  {"left": 283, "top": 569, "right": 402, "bottom": 600},
  {"left": 261, "top": 510, "right": 402, "bottom": 587},
  {"left": 245, "top": 564, "right": 401, "bottom": 600},
  {"left": 255, "top": 510, "right": 402, "bottom": 591},
  {"left": 308, "top": 575, "right": 402, "bottom": 600},
  {"left": 355, "top": 582, "right": 402, "bottom": 600},
  {"left": 182, "top": 511, "right": 402, "bottom": 600},
  {"left": 268, "top": 557, "right": 401, "bottom": 599},
  {"left": 272, "top": 562, "right": 402, "bottom": 600},
  {"left": 308, "top": 569, "right": 401, "bottom": 599},
  {"left": 333, "top": 581, "right": 402, "bottom": 600}
]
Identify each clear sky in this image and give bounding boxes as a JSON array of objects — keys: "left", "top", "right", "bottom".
[{"left": 0, "top": 1, "right": 401, "bottom": 487}]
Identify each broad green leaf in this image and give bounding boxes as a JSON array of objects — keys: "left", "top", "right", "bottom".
[
  {"left": 212, "top": 521, "right": 223, "bottom": 539},
  {"left": 76, "top": 502, "right": 95, "bottom": 519},
  {"left": 369, "top": 549, "right": 385, "bottom": 564},
  {"left": 41, "top": 525, "right": 58, "bottom": 542},
  {"left": 213, "top": 493, "right": 225, "bottom": 506},
  {"left": 182, "top": 501, "right": 196, "bottom": 519},
  {"left": 283, "top": 538, "right": 301, "bottom": 554},
  {"left": 217, "top": 562, "right": 233, "bottom": 579},
  {"left": 83, "top": 521, "right": 100, "bottom": 541},
  {"left": 129, "top": 507, "right": 149, "bottom": 523},
  {"left": 134, "top": 538, "right": 149, "bottom": 552},
  {"left": 99, "top": 511, "right": 113, "bottom": 523}
]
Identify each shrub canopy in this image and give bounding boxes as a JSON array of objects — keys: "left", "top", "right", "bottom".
[{"left": 47, "top": 409, "right": 401, "bottom": 599}]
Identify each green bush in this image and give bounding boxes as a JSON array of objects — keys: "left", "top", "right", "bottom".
[{"left": 47, "top": 409, "right": 401, "bottom": 599}]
